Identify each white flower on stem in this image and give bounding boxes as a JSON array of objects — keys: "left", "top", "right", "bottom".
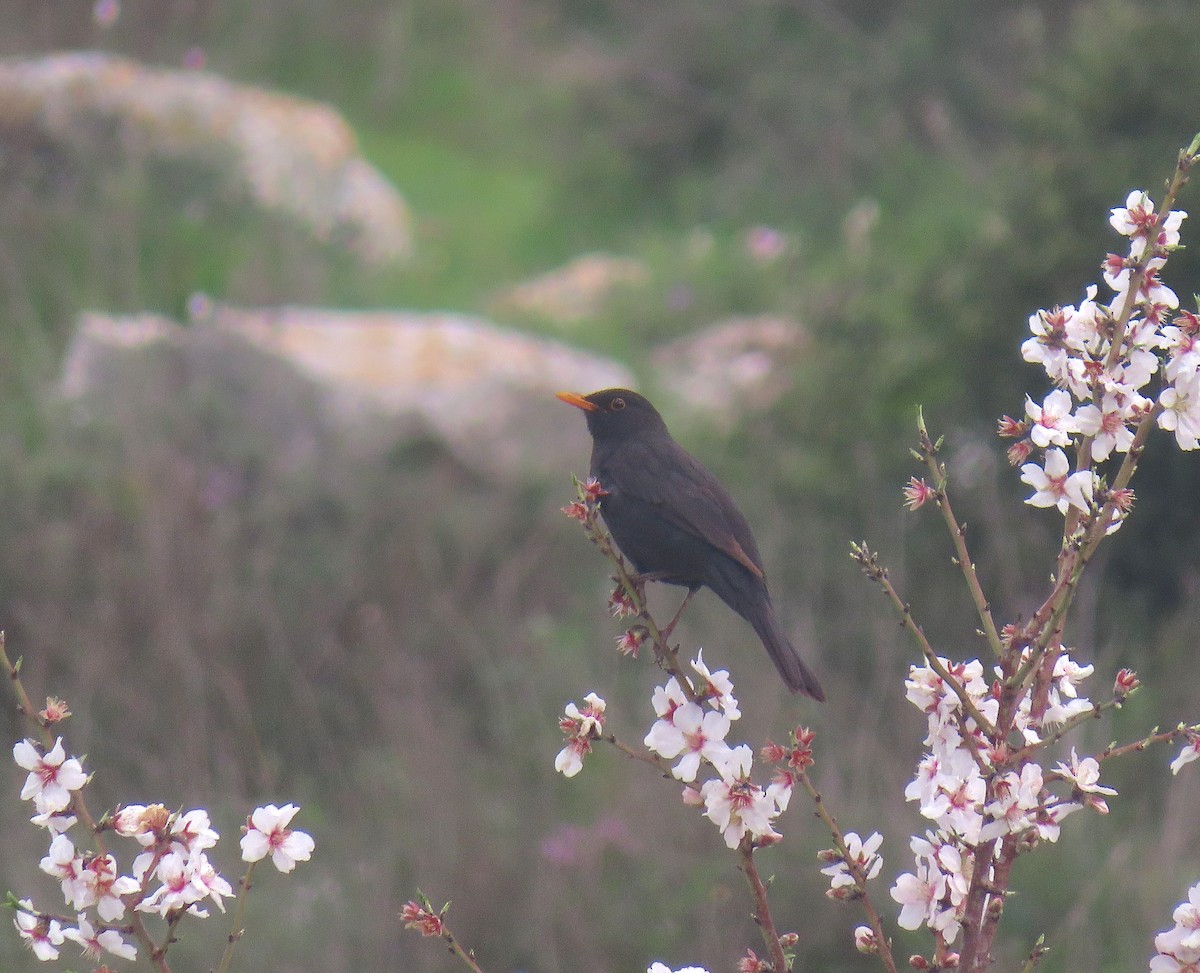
[
  {"left": 13, "top": 738, "right": 87, "bottom": 812},
  {"left": 1074, "top": 392, "right": 1141, "bottom": 460},
  {"left": 1151, "top": 944, "right": 1200, "bottom": 973},
  {"left": 1020, "top": 448, "right": 1095, "bottom": 513},
  {"left": 646, "top": 701, "right": 732, "bottom": 783},
  {"left": 13, "top": 900, "right": 64, "bottom": 961},
  {"left": 1052, "top": 748, "right": 1116, "bottom": 813},
  {"left": 712, "top": 742, "right": 754, "bottom": 785},
  {"left": 1107, "top": 255, "right": 1179, "bottom": 310},
  {"left": 1119, "top": 346, "right": 1161, "bottom": 393},
  {"left": 1110, "top": 190, "right": 1158, "bottom": 240},
  {"left": 39, "top": 833, "right": 88, "bottom": 909},
  {"left": 1065, "top": 286, "right": 1105, "bottom": 352},
  {"left": 137, "top": 851, "right": 206, "bottom": 915},
  {"left": 691, "top": 650, "right": 740, "bottom": 720},
  {"left": 980, "top": 763, "right": 1045, "bottom": 841},
  {"left": 892, "top": 862, "right": 944, "bottom": 931},
  {"left": 84, "top": 853, "right": 140, "bottom": 922},
  {"left": 1022, "top": 306, "right": 1073, "bottom": 381},
  {"left": 921, "top": 772, "right": 985, "bottom": 844},
  {"left": 1159, "top": 370, "right": 1200, "bottom": 450},
  {"left": 1025, "top": 389, "right": 1078, "bottom": 448},
  {"left": 647, "top": 963, "right": 711, "bottom": 973},
  {"left": 1171, "top": 884, "right": 1200, "bottom": 950},
  {"left": 1110, "top": 190, "right": 1187, "bottom": 257},
  {"left": 189, "top": 851, "right": 235, "bottom": 915},
  {"left": 1041, "top": 653, "right": 1097, "bottom": 725},
  {"left": 1170, "top": 731, "right": 1200, "bottom": 775},
  {"left": 240, "top": 803, "right": 314, "bottom": 873},
  {"left": 170, "top": 809, "right": 220, "bottom": 855},
  {"left": 30, "top": 791, "right": 78, "bottom": 834},
  {"left": 1153, "top": 882, "right": 1200, "bottom": 971},
  {"left": 900, "top": 833, "right": 970, "bottom": 944},
  {"left": 821, "top": 831, "right": 883, "bottom": 890},
  {"left": 64, "top": 913, "right": 137, "bottom": 961},
  {"left": 766, "top": 775, "right": 793, "bottom": 815},
  {"left": 555, "top": 693, "right": 607, "bottom": 778},
  {"left": 700, "top": 776, "right": 781, "bottom": 850}
]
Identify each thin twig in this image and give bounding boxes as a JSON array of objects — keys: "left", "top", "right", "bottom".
[
  {"left": 916, "top": 412, "right": 1005, "bottom": 659},
  {"left": 851, "top": 544, "right": 998, "bottom": 738},
  {"left": 214, "top": 861, "right": 257, "bottom": 973},
  {"left": 739, "top": 841, "right": 793, "bottom": 973},
  {"left": 795, "top": 771, "right": 899, "bottom": 973}
]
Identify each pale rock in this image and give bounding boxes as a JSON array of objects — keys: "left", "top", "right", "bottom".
[{"left": 0, "top": 51, "right": 412, "bottom": 264}]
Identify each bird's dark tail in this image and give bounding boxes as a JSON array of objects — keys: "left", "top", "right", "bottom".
[
  {"left": 707, "top": 564, "right": 825, "bottom": 701},
  {"left": 749, "top": 599, "right": 826, "bottom": 701}
]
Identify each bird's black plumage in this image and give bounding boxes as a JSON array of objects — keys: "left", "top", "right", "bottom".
[{"left": 557, "top": 388, "right": 824, "bottom": 701}]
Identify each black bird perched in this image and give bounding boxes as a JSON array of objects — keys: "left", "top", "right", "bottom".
[{"left": 557, "top": 388, "right": 824, "bottom": 701}]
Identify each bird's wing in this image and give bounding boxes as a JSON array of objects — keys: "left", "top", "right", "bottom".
[{"left": 615, "top": 437, "right": 766, "bottom": 580}]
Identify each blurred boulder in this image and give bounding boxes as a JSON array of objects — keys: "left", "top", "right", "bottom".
[
  {"left": 62, "top": 304, "right": 634, "bottom": 480},
  {"left": 651, "top": 315, "right": 806, "bottom": 425},
  {"left": 491, "top": 252, "right": 650, "bottom": 324},
  {"left": 0, "top": 51, "right": 412, "bottom": 264}
]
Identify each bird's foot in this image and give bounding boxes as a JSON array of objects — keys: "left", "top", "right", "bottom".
[{"left": 660, "top": 589, "right": 696, "bottom": 641}]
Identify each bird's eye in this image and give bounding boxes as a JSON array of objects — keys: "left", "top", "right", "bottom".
[{"left": 610, "top": 397, "right": 626, "bottom": 411}]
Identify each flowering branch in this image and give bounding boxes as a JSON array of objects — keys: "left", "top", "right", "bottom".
[
  {"left": 558, "top": 477, "right": 806, "bottom": 972},
  {"left": 795, "top": 769, "right": 899, "bottom": 973},
  {"left": 877, "top": 134, "right": 1200, "bottom": 973},
  {"left": 3, "top": 630, "right": 314, "bottom": 971}
]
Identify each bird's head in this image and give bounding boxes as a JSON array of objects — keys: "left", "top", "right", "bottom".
[{"left": 555, "top": 388, "right": 668, "bottom": 443}]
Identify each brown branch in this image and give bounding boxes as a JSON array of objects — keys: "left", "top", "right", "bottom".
[
  {"left": 916, "top": 412, "right": 1005, "bottom": 659},
  {"left": 851, "top": 544, "right": 998, "bottom": 738},
  {"left": 795, "top": 771, "right": 899, "bottom": 973},
  {"left": 739, "top": 841, "right": 793, "bottom": 973},
  {"left": 2, "top": 632, "right": 173, "bottom": 972}
]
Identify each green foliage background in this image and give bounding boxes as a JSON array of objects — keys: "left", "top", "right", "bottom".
[{"left": 1, "top": 1, "right": 1199, "bottom": 970}]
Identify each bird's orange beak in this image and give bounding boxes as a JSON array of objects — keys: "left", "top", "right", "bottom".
[{"left": 555, "top": 391, "right": 598, "bottom": 412}]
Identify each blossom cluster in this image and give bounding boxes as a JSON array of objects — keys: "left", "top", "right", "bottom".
[
  {"left": 646, "top": 654, "right": 793, "bottom": 850},
  {"left": 554, "top": 692, "right": 607, "bottom": 778},
  {"left": 1152, "top": 881, "right": 1200, "bottom": 973},
  {"left": 890, "top": 653, "right": 1116, "bottom": 943},
  {"left": 555, "top": 653, "right": 795, "bottom": 851},
  {"left": 1010, "top": 191, "right": 1194, "bottom": 525},
  {"left": 11, "top": 734, "right": 312, "bottom": 963}
]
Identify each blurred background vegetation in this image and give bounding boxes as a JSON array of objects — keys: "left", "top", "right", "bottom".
[{"left": 1, "top": 1, "right": 1199, "bottom": 970}]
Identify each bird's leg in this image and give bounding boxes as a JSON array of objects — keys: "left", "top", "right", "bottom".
[{"left": 660, "top": 589, "right": 696, "bottom": 641}]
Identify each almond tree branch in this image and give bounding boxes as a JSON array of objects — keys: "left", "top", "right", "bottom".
[
  {"left": 739, "top": 841, "right": 793, "bottom": 973},
  {"left": 916, "top": 412, "right": 1005, "bottom": 660},
  {"left": 2, "top": 632, "right": 173, "bottom": 973},
  {"left": 850, "top": 544, "right": 998, "bottom": 738},
  {"left": 795, "top": 770, "right": 899, "bottom": 973}
]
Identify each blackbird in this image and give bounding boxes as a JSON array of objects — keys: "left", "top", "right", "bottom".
[{"left": 557, "top": 388, "right": 824, "bottom": 701}]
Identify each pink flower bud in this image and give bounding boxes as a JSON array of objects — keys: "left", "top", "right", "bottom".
[
  {"left": 1006, "top": 439, "right": 1034, "bottom": 467},
  {"left": 854, "top": 926, "right": 878, "bottom": 954},
  {"left": 401, "top": 901, "right": 444, "bottom": 937},
  {"left": 1114, "top": 668, "right": 1140, "bottom": 697}
]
